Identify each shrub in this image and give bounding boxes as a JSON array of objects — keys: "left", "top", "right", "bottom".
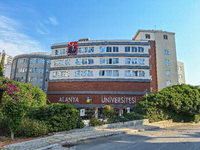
[
  {"left": 16, "top": 118, "right": 49, "bottom": 137},
  {"left": 104, "top": 105, "right": 116, "bottom": 118},
  {"left": 0, "top": 115, "right": 10, "bottom": 136},
  {"left": 89, "top": 117, "right": 103, "bottom": 127}
]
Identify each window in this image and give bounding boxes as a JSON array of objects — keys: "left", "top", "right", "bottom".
[
  {"left": 113, "top": 47, "right": 119, "bottom": 52},
  {"left": 42, "top": 59, "right": 45, "bottom": 64},
  {"left": 132, "top": 58, "right": 137, "bottom": 64},
  {"left": 106, "top": 58, "right": 112, "bottom": 64},
  {"left": 125, "top": 70, "right": 131, "bottom": 76},
  {"left": 88, "top": 59, "right": 94, "bottom": 64},
  {"left": 33, "top": 59, "right": 36, "bottom": 63},
  {"left": 139, "top": 71, "right": 145, "bottom": 77},
  {"left": 132, "top": 71, "right": 138, "bottom": 77},
  {"left": 106, "top": 70, "right": 112, "bottom": 76},
  {"left": 113, "top": 58, "right": 119, "bottom": 64},
  {"left": 76, "top": 59, "right": 82, "bottom": 65},
  {"left": 75, "top": 71, "right": 80, "bottom": 77},
  {"left": 81, "top": 71, "right": 87, "bottom": 76},
  {"left": 36, "top": 59, "right": 38, "bottom": 64},
  {"left": 164, "top": 50, "right": 169, "bottom": 55},
  {"left": 99, "top": 70, "right": 105, "bottom": 76},
  {"left": 78, "top": 48, "right": 82, "bottom": 53},
  {"left": 55, "top": 50, "right": 58, "bottom": 55},
  {"left": 163, "top": 35, "right": 168, "bottom": 40},
  {"left": 65, "top": 60, "right": 70, "bottom": 65},
  {"left": 125, "top": 47, "right": 130, "bottom": 52},
  {"left": 165, "top": 60, "right": 170, "bottom": 65},
  {"left": 166, "top": 70, "right": 170, "bottom": 76},
  {"left": 82, "top": 59, "right": 87, "bottom": 65},
  {"left": 82, "top": 48, "right": 88, "bottom": 53},
  {"left": 138, "top": 59, "right": 145, "bottom": 64},
  {"left": 125, "top": 58, "right": 131, "bottom": 64},
  {"left": 30, "top": 59, "right": 33, "bottom": 63},
  {"left": 88, "top": 47, "right": 94, "bottom": 53},
  {"left": 88, "top": 70, "right": 94, "bottom": 76},
  {"left": 132, "top": 47, "right": 137, "bottom": 52},
  {"left": 138, "top": 47, "right": 144, "bottom": 52},
  {"left": 145, "top": 34, "right": 150, "bottom": 39},
  {"left": 106, "top": 47, "right": 112, "bottom": 52},
  {"left": 100, "top": 58, "right": 105, "bottom": 64},
  {"left": 178, "top": 74, "right": 182, "bottom": 78},
  {"left": 166, "top": 80, "right": 171, "bottom": 86},
  {"left": 100, "top": 47, "right": 106, "bottom": 52},
  {"left": 39, "top": 59, "right": 42, "bottom": 64},
  {"left": 178, "top": 66, "right": 181, "bottom": 70},
  {"left": 113, "top": 70, "right": 119, "bottom": 76}
]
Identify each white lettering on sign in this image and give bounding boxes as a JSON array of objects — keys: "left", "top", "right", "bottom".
[
  {"left": 59, "top": 97, "right": 79, "bottom": 103},
  {"left": 101, "top": 96, "right": 136, "bottom": 104}
]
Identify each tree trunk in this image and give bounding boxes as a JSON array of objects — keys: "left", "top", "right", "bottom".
[{"left": 11, "top": 129, "right": 14, "bottom": 140}]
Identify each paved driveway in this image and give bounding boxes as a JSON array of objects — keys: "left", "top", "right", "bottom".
[{"left": 74, "top": 123, "right": 200, "bottom": 150}]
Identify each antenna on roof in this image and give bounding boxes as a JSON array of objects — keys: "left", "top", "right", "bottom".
[{"left": 154, "top": 25, "right": 156, "bottom": 30}]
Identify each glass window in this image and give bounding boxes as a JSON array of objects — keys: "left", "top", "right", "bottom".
[
  {"left": 82, "top": 59, "right": 87, "bottom": 64},
  {"left": 38, "top": 68, "right": 40, "bottom": 73},
  {"left": 82, "top": 48, "right": 88, "bottom": 53},
  {"left": 81, "top": 70, "right": 87, "bottom": 76},
  {"left": 138, "top": 59, "right": 145, "bottom": 64},
  {"left": 132, "top": 58, "right": 137, "bottom": 64},
  {"left": 113, "top": 58, "right": 119, "bottom": 64},
  {"left": 125, "top": 58, "right": 131, "bottom": 64},
  {"left": 139, "top": 71, "right": 145, "bottom": 77},
  {"left": 30, "top": 59, "right": 33, "bottom": 63},
  {"left": 165, "top": 60, "right": 170, "bottom": 65},
  {"left": 42, "top": 59, "right": 45, "bottom": 64},
  {"left": 75, "top": 71, "right": 80, "bottom": 77},
  {"left": 88, "top": 59, "right": 94, "bottom": 64},
  {"left": 39, "top": 59, "right": 42, "bottom": 64},
  {"left": 163, "top": 35, "right": 168, "bottom": 40},
  {"left": 178, "top": 74, "right": 182, "bottom": 78},
  {"left": 145, "top": 34, "right": 150, "bottom": 39},
  {"left": 88, "top": 47, "right": 94, "bottom": 53},
  {"left": 36, "top": 59, "right": 38, "bottom": 64},
  {"left": 88, "top": 70, "right": 94, "bottom": 76},
  {"left": 125, "top": 70, "right": 131, "bottom": 76},
  {"left": 40, "top": 77, "right": 43, "bottom": 82},
  {"left": 65, "top": 60, "right": 70, "bottom": 65},
  {"left": 33, "top": 59, "right": 36, "bottom": 63},
  {"left": 106, "top": 58, "right": 112, "bottom": 64},
  {"left": 125, "top": 47, "right": 130, "bottom": 52},
  {"left": 61, "top": 71, "right": 65, "bottom": 77},
  {"left": 78, "top": 48, "right": 82, "bottom": 53},
  {"left": 35, "top": 68, "right": 37, "bottom": 72},
  {"left": 166, "top": 70, "right": 170, "bottom": 76},
  {"left": 113, "top": 47, "right": 119, "bottom": 52},
  {"left": 132, "top": 71, "right": 138, "bottom": 76},
  {"left": 132, "top": 47, "right": 137, "bottom": 52},
  {"left": 100, "top": 47, "right": 106, "bottom": 52},
  {"left": 106, "top": 47, "right": 112, "bottom": 52},
  {"left": 106, "top": 70, "right": 112, "bottom": 76},
  {"left": 76, "top": 59, "right": 82, "bottom": 65},
  {"left": 32, "top": 68, "right": 34, "bottom": 72},
  {"left": 166, "top": 80, "right": 171, "bottom": 86},
  {"left": 178, "top": 66, "right": 181, "bottom": 70},
  {"left": 113, "top": 70, "right": 119, "bottom": 76},
  {"left": 46, "top": 69, "right": 49, "bottom": 73},
  {"left": 138, "top": 47, "right": 144, "bottom": 52},
  {"left": 100, "top": 58, "right": 105, "bottom": 64},
  {"left": 99, "top": 70, "right": 105, "bottom": 76},
  {"left": 164, "top": 50, "right": 169, "bottom": 55},
  {"left": 55, "top": 50, "right": 58, "bottom": 55}
]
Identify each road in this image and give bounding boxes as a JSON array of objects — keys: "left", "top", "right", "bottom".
[{"left": 67, "top": 124, "right": 200, "bottom": 150}]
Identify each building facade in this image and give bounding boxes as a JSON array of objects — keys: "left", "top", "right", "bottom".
[
  {"left": 47, "top": 39, "right": 157, "bottom": 113},
  {"left": 0, "top": 51, "right": 13, "bottom": 78},
  {"left": 10, "top": 52, "right": 51, "bottom": 92},
  {"left": 177, "top": 61, "right": 185, "bottom": 84},
  {"left": 133, "top": 30, "right": 179, "bottom": 90}
]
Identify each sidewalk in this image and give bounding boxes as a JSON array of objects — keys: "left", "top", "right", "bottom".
[{"left": 1, "top": 119, "right": 167, "bottom": 150}]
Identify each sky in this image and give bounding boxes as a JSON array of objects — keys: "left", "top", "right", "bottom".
[{"left": 0, "top": 0, "right": 200, "bottom": 85}]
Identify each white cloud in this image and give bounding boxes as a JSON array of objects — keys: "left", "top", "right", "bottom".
[
  {"left": 49, "top": 16, "right": 58, "bottom": 25},
  {"left": 0, "top": 15, "right": 45, "bottom": 57}
]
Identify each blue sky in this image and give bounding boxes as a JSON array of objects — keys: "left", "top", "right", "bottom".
[{"left": 0, "top": 0, "right": 200, "bottom": 85}]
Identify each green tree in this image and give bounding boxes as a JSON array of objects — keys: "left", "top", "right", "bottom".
[{"left": 0, "top": 50, "right": 5, "bottom": 76}]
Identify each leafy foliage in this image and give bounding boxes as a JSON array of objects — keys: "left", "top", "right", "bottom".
[
  {"left": 0, "top": 51, "right": 5, "bottom": 76},
  {"left": 136, "top": 84, "right": 200, "bottom": 123},
  {"left": 89, "top": 117, "right": 103, "bottom": 127}
]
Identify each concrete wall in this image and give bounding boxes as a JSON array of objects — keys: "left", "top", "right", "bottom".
[{"left": 177, "top": 61, "right": 185, "bottom": 84}]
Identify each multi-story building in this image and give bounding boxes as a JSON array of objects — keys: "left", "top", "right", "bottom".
[
  {"left": 10, "top": 52, "right": 51, "bottom": 92},
  {"left": 177, "top": 61, "right": 185, "bottom": 84},
  {"left": 133, "top": 30, "right": 179, "bottom": 90},
  {"left": 0, "top": 51, "right": 13, "bottom": 78},
  {"left": 47, "top": 38, "right": 158, "bottom": 116}
]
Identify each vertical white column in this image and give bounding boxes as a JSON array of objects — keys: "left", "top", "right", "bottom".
[{"left": 95, "top": 107, "right": 98, "bottom": 118}]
